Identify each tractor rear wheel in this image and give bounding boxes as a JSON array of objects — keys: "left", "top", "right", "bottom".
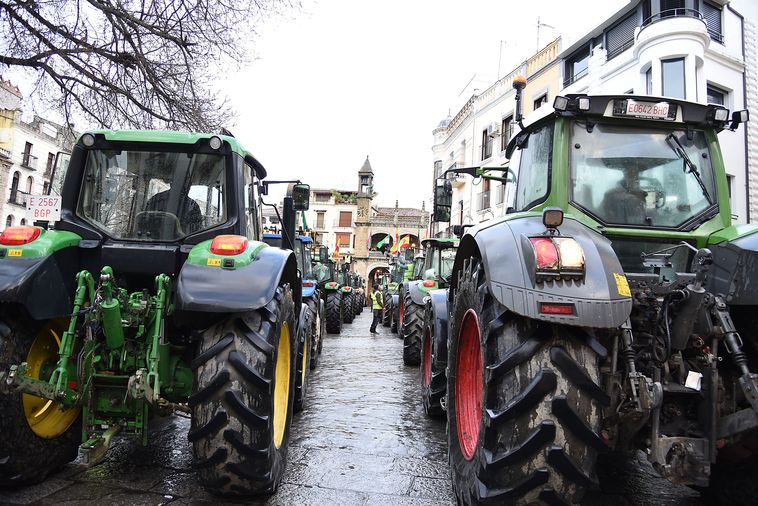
[
  {"left": 343, "top": 293, "right": 354, "bottom": 324},
  {"left": 390, "top": 297, "right": 399, "bottom": 334},
  {"left": 0, "top": 312, "right": 81, "bottom": 487},
  {"left": 382, "top": 290, "right": 391, "bottom": 327},
  {"left": 190, "top": 285, "right": 297, "bottom": 496},
  {"left": 293, "top": 312, "right": 311, "bottom": 413},
  {"left": 305, "top": 298, "right": 322, "bottom": 370},
  {"left": 447, "top": 257, "right": 608, "bottom": 505},
  {"left": 325, "top": 291, "right": 342, "bottom": 334},
  {"left": 421, "top": 304, "right": 445, "bottom": 419},
  {"left": 402, "top": 290, "right": 423, "bottom": 366}
]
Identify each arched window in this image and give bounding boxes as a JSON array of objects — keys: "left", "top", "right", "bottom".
[
  {"left": 26, "top": 176, "right": 33, "bottom": 194},
  {"left": 5, "top": 215, "right": 14, "bottom": 228},
  {"left": 20, "top": 218, "right": 26, "bottom": 226},
  {"left": 10, "top": 171, "right": 20, "bottom": 202}
]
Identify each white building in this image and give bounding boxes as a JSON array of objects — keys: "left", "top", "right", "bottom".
[
  {"left": 301, "top": 187, "right": 358, "bottom": 254},
  {"left": 432, "top": 0, "right": 757, "bottom": 228},
  {"left": 0, "top": 79, "right": 76, "bottom": 229}
]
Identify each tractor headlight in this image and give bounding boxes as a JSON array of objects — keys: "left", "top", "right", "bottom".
[
  {"left": 209, "top": 136, "right": 222, "bottom": 150},
  {"left": 81, "top": 133, "right": 96, "bottom": 147}
]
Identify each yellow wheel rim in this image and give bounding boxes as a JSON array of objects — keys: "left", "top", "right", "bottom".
[
  {"left": 273, "top": 321, "right": 291, "bottom": 449},
  {"left": 23, "top": 322, "right": 80, "bottom": 439},
  {"left": 301, "top": 335, "right": 308, "bottom": 387}
]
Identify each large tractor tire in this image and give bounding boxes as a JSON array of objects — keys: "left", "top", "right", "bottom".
[
  {"left": 402, "top": 290, "right": 423, "bottom": 366},
  {"left": 325, "top": 291, "right": 342, "bottom": 334},
  {"left": 305, "top": 298, "right": 322, "bottom": 370},
  {"left": 0, "top": 312, "right": 81, "bottom": 487},
  {"left": 343, "top": 293, "right": 354, "bottom": 324},
  {"left": 293, "top": 312, "right": 311, "bottom": 413},
  {"left": 447, "top": 258, "right": 608, "bottom": 506},
  {"left": 382, "top": 289, "right": 391, "bottom": 327},
  {"left": 701, "top": 456, "right": 758, "bottom": 505},
  {"left": 190, "top": 285, "right": 297, "bottom": 496},
  {"left": 421, "top": 303, "right": 445, "bottom": 419}
]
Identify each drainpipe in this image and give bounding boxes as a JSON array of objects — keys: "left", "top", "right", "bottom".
[{"left": 727, "top": 3, "right": 750, "bottom": 223}]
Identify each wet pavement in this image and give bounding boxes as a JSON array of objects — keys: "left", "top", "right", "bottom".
[{"left": 2, "top": 310, "right": 703, "bottom": 505}]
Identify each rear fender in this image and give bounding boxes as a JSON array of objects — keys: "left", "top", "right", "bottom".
[
  {"left": 427, "top": 288, "right": 449, "bottom": 370},
  {"left": 407, "top": 280, "right": 427, "bottom": 306},
  {"left": 176, "top": 241, "right": 299, "bottom": 313},
  {"left": 707, "top": 227, "right": 758, "bottom": 305},
  {"left": 0, "top": 230, "right": 81, "bottom": 319},
  {"left": 452, "top": 216, "right": 632, "bottom": 328}
]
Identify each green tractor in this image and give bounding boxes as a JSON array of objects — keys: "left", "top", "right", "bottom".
[
  {"left": 337, "top": 262, "right": 356, "bottom": 325},
  {"left": 348, "top": 272, "right": 365, "bottom": 316},
  {"left": 382, "top": 258, "right": 403, "bottom": 332},
  {"left": 433, "top": 78, "right": 758, "bottom": 505},
  {"left": 321, "top": 258, "right": 343, "bottom": 334},
  {"left": 0, "top": 131, "right": 311, "bottom": 496},
  {"left": 399, "top": 239, "right": 457, "bottom": 367}
]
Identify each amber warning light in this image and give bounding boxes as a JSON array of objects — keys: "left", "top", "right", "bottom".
[
  {"left": 210, "top": 235, "right": 248, "bottom": 256},
  {"left": 0, "top": 226, "right": 41, "bottom": 246}
]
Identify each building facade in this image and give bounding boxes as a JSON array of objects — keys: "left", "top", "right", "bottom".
[
  {"left": 432, "top": 0, "right": 757, "bottom": 229},
  {"left": 0, "top": 79, "right": 76, "bottom": 229}
]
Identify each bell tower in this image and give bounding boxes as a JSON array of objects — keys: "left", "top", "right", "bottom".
[{"left": 353, "top": 157, "right": 374, "bottom": 281}]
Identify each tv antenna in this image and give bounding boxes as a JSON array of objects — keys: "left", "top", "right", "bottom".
[{"left": 536, "top": 17, "right": 556, "bottom": 51}]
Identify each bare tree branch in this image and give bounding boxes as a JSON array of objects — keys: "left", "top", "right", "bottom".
[{"left": 0, "top": 0, "right": 297, "bottom": 131}]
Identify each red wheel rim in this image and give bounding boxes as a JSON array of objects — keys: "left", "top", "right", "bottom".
[
  {"left": 399, "top": 300, "right": 405, "bottom": 328},
  {"left": 455, "top": 308, "right": 482, "bottom": 461},
  {"left": 423, "top": 327, "right": 431, "bottom": 387}
]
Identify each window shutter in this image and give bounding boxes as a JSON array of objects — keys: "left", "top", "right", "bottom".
[{"left": 606, "top": 13, "right": 637, "bottom": 60}]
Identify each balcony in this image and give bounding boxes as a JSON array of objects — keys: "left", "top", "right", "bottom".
[
  {"left": 8, "top": 190, "right": 28, "bottom": 207},
  {"left": 332, "top": 219, "right": 354, "bottom": 229},
  {"left": 21, "top": 154, "right": 38, "bottom": 170},
  {"left": 446, "top": 162, "right": 467, "bottom": 188},
  {"left": 477, "top": 191, "right": 491, "bottom": 212}
]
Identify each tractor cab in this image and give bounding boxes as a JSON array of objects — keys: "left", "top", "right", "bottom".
[{"left": 418, "top": 238, "right": 458, "bottom": 292}]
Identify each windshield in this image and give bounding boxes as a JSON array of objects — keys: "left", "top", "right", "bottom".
[
  {"left": 424, "top": 246, "right": 456, "bottom": 280},
  {"left": 78, "top": 149, "right": 226, "bottom": 241},
  {"left": 570, "top": 123, "right": 716, "bottom": 228}
]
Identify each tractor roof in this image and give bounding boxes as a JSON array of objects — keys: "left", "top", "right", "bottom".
[
  {"left": 422, "top": 238, "right": 458, "bottom": 248},
  {"left": 80, "top": 130, "right": 257, "bottom": 163}
]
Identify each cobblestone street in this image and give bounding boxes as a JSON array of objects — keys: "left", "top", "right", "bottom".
[{"left": 2, "top": 310, "right": 705, "bottom": 506}]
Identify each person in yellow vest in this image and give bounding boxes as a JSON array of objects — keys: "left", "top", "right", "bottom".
[{"left": 369, "top": 283, "right": 384, "bottom": 334}]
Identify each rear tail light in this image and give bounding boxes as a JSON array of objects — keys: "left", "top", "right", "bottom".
[
  {"left": 528, "top": 236, "right": 585, "bottom": 278},
  {"left": 422, "top": 279, "right": 436, "bottom": 288},
  {"left": 529, "top": 237, "right": 559, "bottom": 270},
  {"left": 210, "top": 235, "right": 248, "bottom": 256},
  {"left": 0, "top": 226, "right": 41, "bottom": 246},
  {"left": 303, "top": 281, "right": 315, "bottom": 287}
]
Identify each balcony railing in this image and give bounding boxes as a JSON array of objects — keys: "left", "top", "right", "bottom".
[
  {"left": 332, "top": 219, "right": 354, "bottom": 228},
  {"left": 8, "top": 190, "right": 28, "bottom": 207},
  {"left": 22, "top": 154, "right": 38, "bottom": 170},
  {"left": 477, "top": 191, "right": 491, "bottom": 211},
  {"left": 641, "top": 8, "right": 706, "bottom": 32}
]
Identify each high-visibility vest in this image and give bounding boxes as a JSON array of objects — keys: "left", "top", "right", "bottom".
[{"left": 371, "top": 291, "right": 383, "bottom": 309}]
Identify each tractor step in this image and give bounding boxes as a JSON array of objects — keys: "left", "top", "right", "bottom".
[{"left": 80, "top": 424, "right": 122, "bottom": 466}]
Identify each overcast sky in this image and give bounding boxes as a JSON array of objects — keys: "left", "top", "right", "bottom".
[{"left": 223, "top": 0, "right": 629, "bottom": 208}]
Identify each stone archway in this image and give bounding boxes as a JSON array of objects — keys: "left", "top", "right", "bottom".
[
  {"left": 370, "top": 232, "right": 393, "bottom": 252},
  {"left": 367, "top": 263, "right": 389, "bottom": 288}
]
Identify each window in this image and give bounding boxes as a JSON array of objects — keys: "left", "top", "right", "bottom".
[
  {"left": 25, "top": 176, "right": 33, "bottom": 194},
  {"left": 480, "top": 129, "right": 492, "bottom": 160},
  {"left": 9, "top": 171, "right": 20, "bottom": 204},
  {"left": 564, "top": 46, "right": 590, "bottom": 86},
  {"left": 727, "top": 174, "right": 734, "bottom": 204},
  {"left": 243, "top": 162, "right": 257, "bottom": 239},
  {"left": 20, "top": 218, "right": 26, "bottom": 226},
  {"left": 513, "top": 123, "right": 554, "bottom": 211},
  {"left": 660, "top": 0, "right": 684, "bottom": 18},
  {"left": 43, "top": 181, "right": 50, "bottom": 194},
  {"left": 707, "top": 84, "right": 726, "bottom": 106},
  {"left": 495, "top": 182, "right": 506, "bottom": 204},
  {"left": 335, "top": 232, "right": 351, "bottom": 248},
  {"left": 338, "top": 211, "right": 352, "bottom": 227},
  {"left": 662, "top": 58, "right": 685, "bottom": 99},
  {"left": 606, "top": 13, "right": 637, "bottom": 60},
  {"left": 22, "top": 142, "right": 32, "bottom": 167},
  {"left": 314, "top": 192, "right": 330, "bottom": 203},
  {"left": 645, "top": 67, "right": 653, "bottom": 95},
  {"left": 533, "top": 94, "right": 548, "bottom": 111},
  {"left": 434, "top": 160, "right": 443, "bottom": 178},
  {"left": 5, "top": 215, "right": 13, "bottom": 228},
  {"left": 703, "top": 2, "right": 723, "bottom": 43},
  {"left": 478, "top": 178, "right": 491, "bottom": 211},
  {"left": 45, "top": 153, "right": 54, "bottom": 175},
  {"left": 315, "top": 211, "right": 326, "bottom": 229},
  {"left": 501, "top": 115, "right": 514, "bottom": 152}
]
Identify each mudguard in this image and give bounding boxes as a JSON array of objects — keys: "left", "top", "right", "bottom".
[
  {"left": 406, "top": 280, "right": 427, "bottom": 306},
  {"left": 0, "top": 230, "right": 81, "bottom": 320},
  {"left": 302, "top": 279, "right": 317, "bottom": 298},
  {"left": 427, "top": 288, "right": 449, "bottom": 370},
  {"left": 708, "top": 228, "right": 758, "bottom": 305},
  {"left": 453, "top": 215, "right": 632, "bottom": 328},
  {"left": 176, "top": 243, "right": 299, "bottom": 313}
]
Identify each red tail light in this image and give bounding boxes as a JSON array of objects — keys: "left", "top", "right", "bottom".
[
  {"left": 303, "top": 281, "right": 315, "bottom": 287},
  {"left": 0, "top": 226, "right": 41, "bottom": 246},
  {"left": 529, "top": 237, "right": 559, "bottom": 270},
  {"left": 210, "top": 235, "right": 248, "bottom": 256},
  {"left": 422, "top": 279, "right": 436, "bottom": 288}
]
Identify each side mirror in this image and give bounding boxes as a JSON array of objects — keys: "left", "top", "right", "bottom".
[
  {"left": 433, "top": 178, "right": 453, "bottom": 222},
  {"left": 319, "top": 245, "right": 329, "bottom": 263},
  {"left": 404, "top": 248, "right": 415, "bottom": 262},
  {"left": 292, "top": 183, "right": 310, "bottom": 211},
  {"left": 49, "top": 152, "right": 71, "bottom": 196}
]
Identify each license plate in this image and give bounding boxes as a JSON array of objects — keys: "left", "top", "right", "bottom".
[{"left": 620, "top": 100, "right": 673, "bottom": 120}]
